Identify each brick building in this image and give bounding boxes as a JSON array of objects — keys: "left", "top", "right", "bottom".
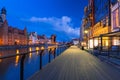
[
  {"left": 0, "top": 7, "right": 27, "bottom": 45},
  {"left": 51, "top": 34, "right": 56, "bottom": 44}
]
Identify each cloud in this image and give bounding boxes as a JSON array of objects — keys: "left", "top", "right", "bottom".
[{"left": 27, "top": 16, "right": 79, "bottom": 36}]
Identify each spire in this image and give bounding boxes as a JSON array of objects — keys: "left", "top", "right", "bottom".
[{"left": 1, "top": 7, "right": 7, "bottom": 15}]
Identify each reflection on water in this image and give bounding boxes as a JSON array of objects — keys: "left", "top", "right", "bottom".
[
  {"left": 0, "top": 54, "right": 2, "bottom": 63},
  {"left": 36, "top": 51, "right": 39, "bottom": 55},
  {"left": 16, "top": 49, "right": 19, "bottom": 54},
  {"left": 29, "top": 47, "right": 32, "bottom": 52},
  {"left": 29, "top": 53, "right": 32, "bottom": 59},
  {"left": 36, "top": 47, "right": 39, "bottom": 51},
  {"left": 41, "top": 46, "right": 44, "bottom": 50},
  {"left": 0, "top": 59, "right": 2, "bottom": 62},
  {"left": 36, "top": 47, "right": 39, "bottom": 55},
  {"left": 0, "top": 46, "right": 63, "bottom": 80},
  {"left": 15, "top": 56, "right": 20, "bottom": 66},
  {"left": 15, "top": 49, "right": 20, "bottom": 66}
]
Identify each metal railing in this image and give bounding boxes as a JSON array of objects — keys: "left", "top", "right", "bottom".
[{"left": 0, "top": 45, "right": 69, "bottom": 80}]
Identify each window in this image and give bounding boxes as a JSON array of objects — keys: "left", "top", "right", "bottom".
[{"left": 112, "top": 8, "right": 119, "bottom": 29}]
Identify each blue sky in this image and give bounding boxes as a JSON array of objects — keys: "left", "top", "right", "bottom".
[{"left": 0, "top": 0, "right": 88, "bottom": 41}]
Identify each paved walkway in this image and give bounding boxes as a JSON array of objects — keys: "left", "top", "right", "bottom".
[{"left": 29, "top": 46, "right": 120, "bottom": 80}]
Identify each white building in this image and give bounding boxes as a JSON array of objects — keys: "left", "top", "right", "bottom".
[
  {"left": 29, "top": 32, "right": 39, "bottom": 44},
  {"left": 72, "top": 39, "right": 79, "bottom": 45}
]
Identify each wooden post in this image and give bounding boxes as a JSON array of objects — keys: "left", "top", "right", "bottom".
[{"left": 20, "top": 54, "right": 26, "bottom": 80}]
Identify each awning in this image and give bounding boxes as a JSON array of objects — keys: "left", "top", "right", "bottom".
[
  {"left": 100, "top": 31, "right": 120, "bottom": 37},
  {"left": 93, "top": 31, "right": 120, "bottom": 38}
]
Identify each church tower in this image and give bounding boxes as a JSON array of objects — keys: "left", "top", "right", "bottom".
[
  {"left": 0, "top": 7, "right": 8, "bottom": 45},
  {"left": 1, "top": 7, "right": 6, "bottom": 22}
]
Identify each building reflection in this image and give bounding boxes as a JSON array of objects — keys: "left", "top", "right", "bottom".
[
  {"left": 15, "top": 56, "right": 20, "bottom": 66},
  {"left": 16, "top": 49, "right": 19, "bottom": 54},
  {"left": 0, "top": 54, "right": 2, "bottom": 63},
  {"left": 29, "top": 53, "right": 32, "bottom": 59},
  {"left": 29, "top": 47, "right": 32, "bottom": 59},
  {"left": 41, "top": 46, "right": 44, "bottom": 50},
  {"left": 15, "top": 49, "right": 20, "bottom": 66},
  {"left": 36, "top": 47, "right": 39, "bottom": 51},
  {"left": 29, "top": 47, "right": 32, "bottom": 52},
  {"left": 36, "top": 47, "right": 39, "bottom": 55}
]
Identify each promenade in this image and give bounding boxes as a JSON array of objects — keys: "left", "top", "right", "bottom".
[{"left": 29, "top": 46, "right": 120, "bottom": 80}]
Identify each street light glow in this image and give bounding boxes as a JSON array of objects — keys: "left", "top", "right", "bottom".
[{"left": 84, "top": 30, "right": 88, "bottom": 34}]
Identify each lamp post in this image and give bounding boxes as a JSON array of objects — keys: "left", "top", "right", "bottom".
[{"left": 84, "top": 30, "right": 88, "bottom": 49}]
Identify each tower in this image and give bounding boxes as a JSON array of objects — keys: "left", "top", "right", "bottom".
[
  {"left": 1, "top": 7, "right": 6, "bottom": 22},
  {"left": 51, "top": 34, "right": 56, "bottom": 43}
]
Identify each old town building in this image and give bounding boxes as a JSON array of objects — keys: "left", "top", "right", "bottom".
[
  {"left": 0, "top": 7, "right": 27, "bottom": 45},
  {"left": 51, "top": 34, "right": 56, "bottom": 44}
]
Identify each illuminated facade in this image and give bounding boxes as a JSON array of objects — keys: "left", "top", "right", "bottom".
[
  {"left": 0, "top": 8, "right": 27, "bottom": 45},
  {"left": 82, "top": 0, "right": 94, "bottom": 48},
  {"left": 51, "top": 34, "right": 56, "bottom": 44},
  {"left": 29, "top": 33, "right": 53, "bottom": 44},
  {"left": 89, "top": 0, "right": 111, "bottom": 48},
  {"left": 111, "top": 0, "right": 120, "bottom": 46},
  {"left": 37, "top": 35, "right": 47, "bottom": 44},
  {"left": 82, "top": 0, "right": 117, "bottom": 48},
  {"left": 29, "top": 32, "right": 39, "bottom": 44},
  {"left": 111, "top": 0, "right": 120, "bottom": 32},
  {"left": 93, "top": 0, "right": 111, "bottom": 35}
]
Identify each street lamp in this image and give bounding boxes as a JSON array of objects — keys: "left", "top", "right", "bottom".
[
  {"left": 84, "top": 30, "right": 88, "bottom": 49},
  {"left": 84, "top": 30, "right": 88, "bottom": 34}
]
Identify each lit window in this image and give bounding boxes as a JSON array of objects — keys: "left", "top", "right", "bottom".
[{"left": 112, "top": 8, "right": 119, "bottom": 30}]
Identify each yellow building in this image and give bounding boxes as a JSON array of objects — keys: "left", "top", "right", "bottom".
[
  {"left": 93, "top": 22, "right": 109, "bottom": 37},
  {"left": 88, "top": 15, "right": 111, "bottom": 49}
]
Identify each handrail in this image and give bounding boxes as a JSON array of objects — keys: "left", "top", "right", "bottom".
[
  {"left": 0, "top": 44, "right": 69, "bottom": 80},
  {"left": 0, "top": 45, "right": 67, "bottom": 59}
]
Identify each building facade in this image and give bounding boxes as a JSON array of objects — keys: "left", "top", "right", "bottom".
[
  {"left": 0, "top": 8, "right": 27, "bottom": 45},
  {"left": 38, "top": 35, "right": 47, "bottom": 44},
  {"left": 82, "top": 0, "right": 94, "bottom": 48},
  {"left": 111, "top": 0, "right": 120, "bottom": 32},
  {"left": 29, "top": 33, "right": 49, "bottom": 45},
  {"left": 81, "top": 0, "right": 119, "bottom": 49},
  {"left": 91, "top": 0, "right": 111, "bottom": 48},
  {"left": 51, "top": 34, "right": 56, "bottom": 44},
  {"left": 110, "top": 0, "right": 120, "bottom": 46},
  {"left": 29, "top": 32, "right": 38, "bottom": 44}
]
